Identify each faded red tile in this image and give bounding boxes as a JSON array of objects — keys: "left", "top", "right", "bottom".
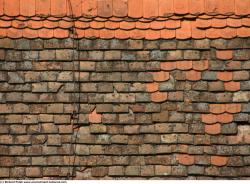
[
  {"left": 113, "top": 0, "right": 128, "bottom": 17},
  {"left": 97, "top": 0, "right": 112, "bottom": 17},
  {"left": 128, "top": 0, "right": 143, "bottom": 18},
  {"left": 4, "top": 0, "right": 19, "bottom": 16},
  {"left": 205, "top": 123, "right": 221, "bottom": 135},
  {"left": 174, "top": 0, "right": 189, "bottom": 14},
  {"left": 51, "top": 0, "right": 67, "bottom": 17},
  {"left": 224, "top": 81, "right": 240, "bottom": 91},
  {"left": 211, "top": 156, "right": 228, "bottom": 166},
  {"left": 177, "top": 154, "right": 195, "bottom": 165},
  {"left": 20, "top": 0, "right": 35, "bottom": 16},
  {"left": 151, "top": 92, "right": 168, "bottom": 103},
  {"left": 143, "top": 0, "right": 158, "bottom": 18},
  {"left": 36, "top": 0, "right": 50, "bottom": 16},
  {"left": 82, "top": 0, "right": 97, "bottom": 17},
  {"left": 159, "top": 0, "right": 174, "bottom": 16}
]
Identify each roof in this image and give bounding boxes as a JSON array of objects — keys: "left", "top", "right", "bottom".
[{"left": 0, "top": 0, "right": 250, "bottom": 39}]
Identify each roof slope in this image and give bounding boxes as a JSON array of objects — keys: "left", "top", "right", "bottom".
[{"left": 0, "top": 0, "right": 250, "bottom": 39}]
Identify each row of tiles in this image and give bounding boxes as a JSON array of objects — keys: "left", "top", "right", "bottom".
[
  {"left": 1, "top": 0, "right": 250, "bottom": 18},
  {"left": 0, "top": 27, "right": 250, "bottom": 39},
  {"left": 1, "top": 18, "right": 250, "bottom": 30}
]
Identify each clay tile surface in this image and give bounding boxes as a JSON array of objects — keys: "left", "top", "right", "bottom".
[{"left": 0, "top": 0, "right": 249, "bottom": 39}]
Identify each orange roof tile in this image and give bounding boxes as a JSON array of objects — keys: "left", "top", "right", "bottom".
[{"left": 0, "top": 0, "right": 249, "bottom": 39}]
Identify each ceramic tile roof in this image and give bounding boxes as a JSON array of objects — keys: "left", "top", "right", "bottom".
[{"left": 0, "top": 0, "right": 250, "bottom": 39}]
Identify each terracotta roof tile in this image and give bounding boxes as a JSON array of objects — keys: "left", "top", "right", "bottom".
[
  {"left": 145, "top": 30, "right": 161, "bottom": 40},
  {"left": 176, "top": 21, "right": 192, "bottom": 39},
  {"left": 143, "top": 0, "right": 159, "bottom": 18},
  {"left": 0, "top": 0, "right": 3, "bottom": 16},
  {"left": 189, "top": 0, "right": 204, "bottom": 15},
  {"left": 23, "top": 28, "right": 38, "bottom": 38},
  {"left": 0, "top": 28, "right": 6, "bottom": 37},
  {"left": 130, "top": 29, "right": 145, "bottom": 39},
  {"left": 67, "top": 0, "right": 82, "bottom": 17},
  {"left": 4, "top": 0, "right": 20, "bottom": 16},
  {"left": 128, "top": 0, "right": 143, "bottom": 18},
  {"left": 160, "top": 29, "right": 175, "bottom": 39},
  {"left": 51, "top": 0, "right": 67, "bottom": 17},
  {"left": 97, "top": 0, "right": 113, "bottom": 18},
  {"left": 227, "top": 18, "right": 242, "bottom": 27},
  {"left": 235, "top": 0, "right": 250, "bottom": 15},
  {"left": 113, "top": 0, "right": 128, "bottom": 17},
  {"left": 174, "top": 0, "right": 189, "bottom": 15},
  {"left": 82, "top": 0, "right": 97, "bottom": 17},
  {"left": 159, "top": 0, "right": 174, "bottom": 16},
  {"left": 36, "top": 0, "right": 50, "bottom": 16},
  {"left": 115, "top": 29, "right": 130, "bottom": 39},
  {"left": 20, "top": 0, "right": 35, "bottom": 17},
  {"left": 0, "top": 0, "right": 249, "bottom": 39},
  {"left": 38, "top": 28, "right": 54, "bottom": 38}
]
